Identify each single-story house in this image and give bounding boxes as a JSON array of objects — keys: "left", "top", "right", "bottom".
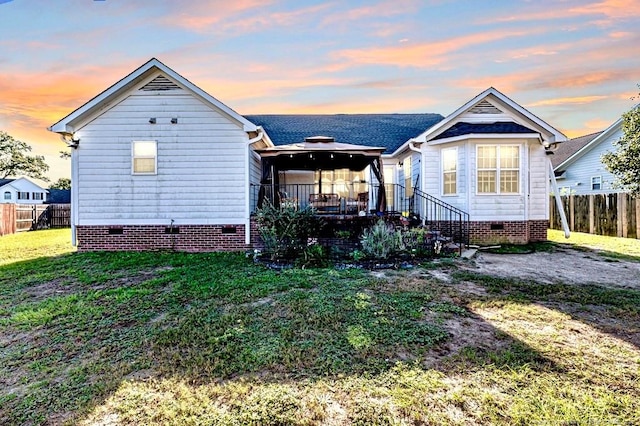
[
  {"left": 551, "top": 117, "right": 623, "bottom": 195},
  {"left": 0, "top": 177, "right": 48, "bottom": 204},
  {"left": 48, "top": 58, "right": 566, "bottom": 251}
]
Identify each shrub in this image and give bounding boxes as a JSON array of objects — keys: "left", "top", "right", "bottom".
[
  {"left": 360, "top": 219, "right": 405, "bottom": 259},
  {"left": 255, "top": 201, "right": 324, "bottom": 261}
]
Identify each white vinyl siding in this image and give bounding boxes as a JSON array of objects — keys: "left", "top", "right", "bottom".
[
  {"left": 76, "top": 91, "right": 249, "bottom": 224},
  {"left": 132, "top": 141, "right": 157, "bottom": 175},
  {"left": 477, "top": 145, "right": 520, "bottom": 194},
  {"left": 442, "top": 147, "right": 457, "bottom": 195}
]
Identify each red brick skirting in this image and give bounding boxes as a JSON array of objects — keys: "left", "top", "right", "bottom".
[
  {"left": 469, "top": 220, "right": 549, "bottom": 245},
  {"left": 76, "top": 225, "right": 249, "bottom": 252}
]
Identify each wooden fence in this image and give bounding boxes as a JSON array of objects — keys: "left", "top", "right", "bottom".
[
  {"left": 550, "top": 193, "right": 640, "bottom": 239},
  {"left": 0, "top": 204, "right": 71, "bottom": 235}
]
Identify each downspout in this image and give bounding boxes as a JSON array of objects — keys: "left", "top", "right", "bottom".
[
  {"left": 60, "top": 134, "right": 79, "bottom": 246},
  {"left": 408, "top": 140, "right": 425, "bottom": 225},
  {"left": 548, "top": 154, "right": 570, "bottom": 238},
  {"left": 245, "top": 128, "right": 264, "bottom": 245}
]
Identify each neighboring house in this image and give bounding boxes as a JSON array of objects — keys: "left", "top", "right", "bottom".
[
  {"left": 0, "top": 177, "right": 48, "bottom": 204},
  {"left": 551, "top": 117, "right": 623, "bottom": 195},
  {"left": 48, "top": 58, "right": 566, "bottom": 251}
]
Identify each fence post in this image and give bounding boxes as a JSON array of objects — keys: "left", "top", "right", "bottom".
[
  {"left": 636, "top": 198, "right": 640, "bottom": 239},
  {"left": 617, "top": 193, "right": 624, "bottom": 237},
  {"left": 569, "top": 195, "right": 575, "bottom": 231},
  {"left": 588, "top": 195, "right": 594, "bottom": 234}
]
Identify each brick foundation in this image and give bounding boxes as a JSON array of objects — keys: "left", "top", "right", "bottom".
[
  {"left": 76, "top": 224, "right": 249, "bottom": 252},
  {"left": 469, "top": 220, "right": 549, "bottom": 245}
]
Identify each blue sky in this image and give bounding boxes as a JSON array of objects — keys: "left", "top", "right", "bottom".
[{"left": 0, "top": 0, "right": 638, "bottom": 182}]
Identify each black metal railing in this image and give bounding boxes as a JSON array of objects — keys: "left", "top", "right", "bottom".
[{"left": 250, "top": 183, "right": 469, "bottom": 250}]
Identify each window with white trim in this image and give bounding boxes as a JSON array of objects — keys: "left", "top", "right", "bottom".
[
  {"left": 132, "top": 141, "right": 157, "bottom": 175},
  {"left": 477, "top": 145, "right": 520, "bottom": 194},
  {"left": 3, "top": 191, "right": 10, "bottom": 200},
  {"left": 17, "top": 191, "right": 29, "bottom": 200},
  {"left": 442, "top": 147, "right": 457, "bottom": 195},
  {"left": 32, "top": 192, "right": 43, "bottom": 201},
  {"left": 591, "top": 176, "right": 602, "bottom": 191}
]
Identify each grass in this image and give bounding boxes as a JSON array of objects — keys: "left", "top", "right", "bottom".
[
  {"left": 1, "top": 228, "right": 639, "bottom": 425},
  {"left": 548, "top": 228, "right": 640, "bottom": 260}
]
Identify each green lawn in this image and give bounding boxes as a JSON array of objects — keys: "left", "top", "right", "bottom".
[{"left": 1, "top": 229, "right": 639, "bottom": 425}]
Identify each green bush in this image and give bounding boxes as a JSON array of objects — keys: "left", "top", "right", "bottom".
[
  {"left": 255, "top": 201, "right": 324, "bottom": 261},
  {"left": 360, "top": 219, "right": 405, "bottom": 260}
]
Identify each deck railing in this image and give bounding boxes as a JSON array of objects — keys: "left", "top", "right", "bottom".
[{"left": 250, "top": 183, "right": 469, "bottom": 249}]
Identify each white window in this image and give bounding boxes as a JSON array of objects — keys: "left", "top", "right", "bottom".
[
  {"left": 3, "top": 191, "right": 10, "bottom": 200},
  {"left": 477, "top": 145, "right": 520, "bottom": 194},
  {"left": 132, "top": 141, "right": 157, "bottom": 175},
  {"left": 17, "top": 191, "right": 29, "bottom": 200},
  {"left": 591, "top": 176, "right": 602, "bottom": 191},
  {"left": 32, "top": 192, "right": 43, "bottom": 201},
  {"left": 442, "top": 148, "right": 457, "bottom": 195}
]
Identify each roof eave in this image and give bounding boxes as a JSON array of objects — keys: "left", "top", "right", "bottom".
[{"left": 428, "top": 132, "right": 541, "bottom": 145}]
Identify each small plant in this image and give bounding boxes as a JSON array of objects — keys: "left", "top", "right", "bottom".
[
  {"left": 297, "top": 243, "right": 329, "bottom": 268},
  {"left": 360, "top": 219, "right": 405, "bottom": 259}
]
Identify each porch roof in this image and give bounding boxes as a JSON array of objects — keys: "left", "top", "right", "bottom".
[{"left": 255, "top": 136, "right": 386, "bottom": 171}]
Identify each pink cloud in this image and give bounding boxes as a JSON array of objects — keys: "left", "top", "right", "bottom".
[{"left": 332, "top": 29, "right": 534, "bottom": 69}]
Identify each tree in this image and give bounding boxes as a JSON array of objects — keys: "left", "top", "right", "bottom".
[
  {"left": 0, "top": 131, "right": 49, "bottom": 181},
  {"left": 50, "top": 178, "right": 71, "bottom": 190},
  {"left": 602, "top": 100, "right": 640, "bottom": 195}
]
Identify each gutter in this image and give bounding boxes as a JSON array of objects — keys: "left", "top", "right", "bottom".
[
  {"left": 548, "top": 157, "right": 570, "bottom": 238},
  {"left": 408, "top": 140, "right": 427, "bottom": 226},
  {"left": 244, "top": 127, "right": 264, "bottom": 245}
]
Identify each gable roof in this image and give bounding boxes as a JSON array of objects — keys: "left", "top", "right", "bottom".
[
  {"left": 553, "top": 116, "right": 623, "bottom": 172},
  {"left": 244, "top": 114, "right": 444, "bottom": 154},
  {"left": 432, "top": 122, "right": 537, "bottom": 141},
  {"left": 405, "top": 87, "right": 567, "bottom": 150},
  {"left": 49, "top": 58, "right": 258, "bottom": 134},
  {"left": 550, "top": 131, "right": 603, "bottom": 169}
]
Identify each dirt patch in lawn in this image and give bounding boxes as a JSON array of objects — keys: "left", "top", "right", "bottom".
[{"left": 460, "top": 246, "right": 640, "bottom": 290}]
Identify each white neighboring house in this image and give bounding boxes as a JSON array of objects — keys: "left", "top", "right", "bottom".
[
  {"left": 0, "top": 177, "right": 48, "bottom": 204},
  {"left": 391, "top": 88, "right": 567, "bottom": 243},
  {"left": 551, "top": 117, "right": 623, "bottom": 195}
]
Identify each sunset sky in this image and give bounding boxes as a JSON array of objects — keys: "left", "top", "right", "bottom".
[{"left": 1, "top": 0, "right": 639, "bottom": 183}]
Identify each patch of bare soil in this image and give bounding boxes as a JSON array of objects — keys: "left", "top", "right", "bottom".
[{"left": 460, "top": 246, "right": 640, "bottom": 289}]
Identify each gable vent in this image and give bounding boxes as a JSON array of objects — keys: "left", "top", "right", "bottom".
[
  {"left": 468, "top": 100, "right": 503, "bottom": 114},
  {"left": 139, "top": 75, "right": 181, "bottom": 91}
]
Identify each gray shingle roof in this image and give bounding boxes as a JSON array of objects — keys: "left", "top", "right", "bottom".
[
  {"left": 46, "top": 189, "right": 71, "bottom": 204},
  {"left": 432, "top": 122, "right": 537, "bottom": 140},
  {"left": 244, "top": 114, "right": 444, "bottom": 154},
  {"left": 0, "top": 179, "right": 15, "bottom": 187},
  {"left": 551, "top": 131, "right": 603, "bottom": 169}
]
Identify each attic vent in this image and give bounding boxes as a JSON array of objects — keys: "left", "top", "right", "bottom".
[
  {"left": 469, "top": 100, "right": 503, "bottom": 114},
  {"left": 139, "top": 75, "right": 181, "bottom": 91}
]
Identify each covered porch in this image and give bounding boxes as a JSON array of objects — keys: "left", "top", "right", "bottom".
[{"left": 253, "top": 136, "right": 387, "bottom": 215}]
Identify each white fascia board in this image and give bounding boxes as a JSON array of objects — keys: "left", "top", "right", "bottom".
[
  {"left": 413, "top": 87, "right": 567, "bottom": 144},
  {"left": 48, "top": 58, "right": 258, "bottom": 134},
  {"left": 554, "top": 116, "right": 623, "bottom": 171},
  {"left": 427, "top": 133, "right": 541, "bottom": 146}
]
